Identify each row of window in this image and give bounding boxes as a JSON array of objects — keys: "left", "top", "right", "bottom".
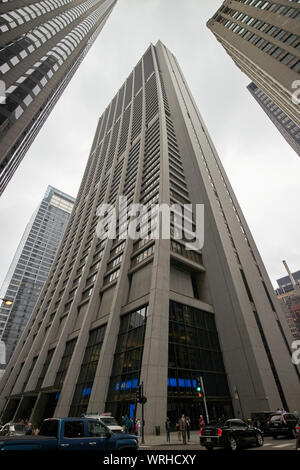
[
  {"left": 131, "top": 243, "right": 154, "bottom": 267},
  {"left": 0, "top": 0, "right": 74, "bottom": 33},
  {"left": 217, "top": 15, "right": 300, "bottom": 72},
  {"left": 239, "top": 0, "right": 300, "bottom": 19},
  {"left": 97, "top": 46, "right": 156, "bottom": 150}
]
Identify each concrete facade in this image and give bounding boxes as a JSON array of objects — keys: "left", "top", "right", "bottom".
[
  {"left": 247, "top": 82, "right": 300, "bottom": 156},
  {"left": 0, "top": 42, "right": 299, "bottom": 434},
  {"left": 207, "top": 0, "right": 300, "bottom": 127},
  {"left": 0, "top": 0, "right": 117, "bottom": 194}
]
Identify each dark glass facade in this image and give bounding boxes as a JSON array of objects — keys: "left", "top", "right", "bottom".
[
  {"left": 36, "top": 348, "right": 55, "bottom": 391},
  {"left": 105, "top": 306, "right": 148, "bottom": 418},
  {"left": 55, "top": 338, "right": 77, "bottom": 390},
  {"left": 168, "top": 301, "right": 232, "bottom": 428},
  {"left": 69, "top": 325, "right": 106, "bottom": 417}
]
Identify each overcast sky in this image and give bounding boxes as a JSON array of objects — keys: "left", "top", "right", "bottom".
[{"left": 0, "top": 0, "right": 299, "bottom": 291}]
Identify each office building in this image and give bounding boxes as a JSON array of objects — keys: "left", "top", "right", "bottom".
[
  {"left": 207, "top": 1, "right": 300, "bottom": 129},
  {"left": 0, "top": 186, "right": 74, "bottom": 370},
  {"left": 0, "top": 0, "right": 117, "bottom": 194},
  {"left": 276, "top": 263, "right": 300, "bottom": 339},
  {"left": 248, "top": 82, "right": 300, "bottom": 156},
  {"left": 0, "top": 42, "right": 299, "bottom": 433}
]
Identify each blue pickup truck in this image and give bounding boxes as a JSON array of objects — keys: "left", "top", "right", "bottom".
[{"left": 0, "top": 417, "right": 139, "bottom": 451}]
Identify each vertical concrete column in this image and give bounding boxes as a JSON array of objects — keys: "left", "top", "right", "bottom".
[{"left": 138, "top": 43, "right": 171, "bottom": 435}]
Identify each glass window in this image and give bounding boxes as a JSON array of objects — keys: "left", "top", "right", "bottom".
[
  {"left": 39, "top": 419, "right": 58, "bottom": 437},
  {"left": 255, "top": 38, "right": 265, "bottom": 47},
  {"left": 64, "top": 421, "right": 84, "bottom": 438},
  {"left": 88, "top": 421, "right": 106, "bottom": 437},
  {"left": 291, "top": 61, "right": 300, "bottom": 73},
  {"left": 263, "top": 42, "right": 273, "bottom": 52},
  {"left": 271, "top": 47, "right": 283, "bottom": 58},
  {"left": 280, "top": 53, "right": 294, "bottom": 65},
  {"left": 284, "top": 34, "right": 297, "bottom": 45}
]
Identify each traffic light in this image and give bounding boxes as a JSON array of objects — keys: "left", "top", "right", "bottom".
[
  {"left": 136, "top": 384, "right": 142, "bottom": 403},
  {"left": 196, "top": 377, "right": 202, "bottom": 398}
]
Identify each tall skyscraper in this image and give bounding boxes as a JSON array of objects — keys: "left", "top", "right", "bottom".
[
  {"left": 207, "top": 1, "right": 300, "bottom": 129},
  {"left": 0, "top": 42, "right": 299, "bottom": 432},
  {"left": 0, "top": 186, "right": 74, "bottom": 376},
  {"left": 0, "top": 0, "right": 117, "bottom": 195},
  {"left": 275, "top": 264, "right": 300, "bottom": 339},
  {"left": 247, "top": 82, "right": 300, "bottom": 156}
]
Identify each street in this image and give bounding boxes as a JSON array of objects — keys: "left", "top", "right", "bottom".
[{"left": 140, "top": 432, "right": 297, "bottom": 451}]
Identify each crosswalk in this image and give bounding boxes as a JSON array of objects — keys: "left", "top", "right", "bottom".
[{"left": 272, "top": 442, "right": 294, "bottom": 448}]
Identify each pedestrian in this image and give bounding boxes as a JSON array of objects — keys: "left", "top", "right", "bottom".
[
  {"left": 129, "top": 418, "right": 134, "bottom": 433},
  {"left": 136, "top": 419, "right": 141, "bottom": 439},
  {"left": 165, "top": 417, "right": 171, "bottom": 444},
  {"left": 176, "top": 419, "right": 181, "bottom": 441},
  {"left": 121, "top": 416, "right": 125, "bottom": 432},
  {"left": 199, "top": 415, "right": 205, "bottom": 430},
  {"left": 186, "top": 416, "right": 191, "bottom": 442},
  {"left": 25, "top": 423, "right": 33, "bottom": 435},
  {"left": 178, "top": 414, "right": 187, "bottom": 444},
  {"left": 124, "top": 415, "right": 131, "bottom": 433}
]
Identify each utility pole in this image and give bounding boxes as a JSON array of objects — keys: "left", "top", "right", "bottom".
[
  {"left": 141, "top": 381, "right": 145, "bottom": 444},
  {"left": 200, "top": 376, "right": 209, "bottom": 425},
  {"left": 136, "top": 381, "right": 146, "bottom": 444}
]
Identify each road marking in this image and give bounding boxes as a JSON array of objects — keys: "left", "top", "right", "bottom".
[
  {"left": 274, "top": 443, "right": 293, "bottom": 448},
  {"left": 263, "top": 443, "right": 273, "bottom": 446}
]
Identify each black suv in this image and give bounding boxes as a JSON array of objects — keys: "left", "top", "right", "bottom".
[{"left": 268, "top": 413, "right": 298, "bottom": 439}]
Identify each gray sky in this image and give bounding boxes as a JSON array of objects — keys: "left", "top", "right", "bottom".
[{"left": 0, "top": 0, "right": 299, "bottom": 290}]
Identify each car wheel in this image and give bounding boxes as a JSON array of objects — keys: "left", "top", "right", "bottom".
[
  {"left": 289, "top": 428, "right": 297, "bottom": 439},
  {"left": 273, "top": 435, "right": 278, "bottom": 439},
  {"left": 228, "top": 436, "right": 238, "bottom": 451},
  {"left": 256, "top": 433, "right": 264, "bottom": 447}
]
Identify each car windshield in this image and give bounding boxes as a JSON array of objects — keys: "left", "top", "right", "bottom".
[
  {"left": 101, "top": 417, "right": 119, "bottom": 426},
  {"left": 270, "top": 415, "right": 282, "bottom": 422}
]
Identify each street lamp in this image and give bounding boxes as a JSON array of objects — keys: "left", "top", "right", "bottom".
[{"left": 0, "top": 298, "right": 13, "bottom": 306}]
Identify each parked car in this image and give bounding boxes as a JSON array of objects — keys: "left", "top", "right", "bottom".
[
  {"left": 0, "top": 417, "right": 138, "bottom": 451},
  {"left": 0, "top": 422, "right": 26, "bottom": 436},
  {"left": 268, "top": 412, "right": 299, "bottom": 439},
  {"left": 296, "top": 420, "right": 300, "bottom": 450},
  {"left": 83, "top": 413, "right": 123, "bottom": 433},
  {"left": 250, "top": 412, "right": 272, "bottom": 435},
  {"left": 200, "top": 418, "right": 264, "bottom": 451}
]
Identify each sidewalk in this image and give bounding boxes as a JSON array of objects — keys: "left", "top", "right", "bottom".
[{"left": 140, "top": 430, "right": 200, "bottom": 447}]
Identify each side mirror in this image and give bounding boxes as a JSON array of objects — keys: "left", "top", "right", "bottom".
[{"left": 106, "top": 429, "right": 112, "bottom": 439}]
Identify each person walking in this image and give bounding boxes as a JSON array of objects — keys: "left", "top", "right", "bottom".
[
  {"left": 186, "top": 416, "right": 191, "bottom": 442},
  {"left": 124, "top": 415, "right": 131, "bottom": 433},
  {"left": 176, "top": 419, "right": 181, "bottom": 441},
  {"left": 25, "top": 423, "right": 33, "bottom": 435},
  {"left": 136, "top": 419, "right": 141, "bottom": 439},
  {"left": 178, "top": 414, "right": 187, "bottom": 444},
  {"left": 129, "top": 418, "right": 134, "bottom": 433},
  {"left": 199, "top": 415, "right": 205, "bottom": 430},
  {"left": 165, "top": 417, "right": 171, "bottom": 444}
]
